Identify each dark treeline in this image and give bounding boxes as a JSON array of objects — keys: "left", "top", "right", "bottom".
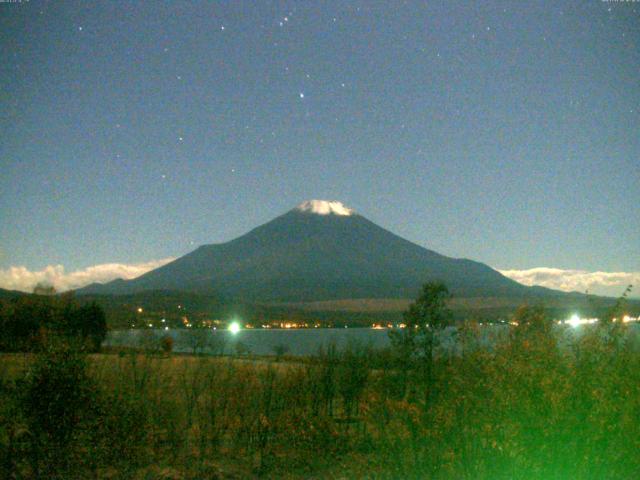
[
  {"left": 79, "top": 288, "right": 639, "bottom": 330},
  {"left": 0, "top": 294, "right": 107, "bottom": 352}
]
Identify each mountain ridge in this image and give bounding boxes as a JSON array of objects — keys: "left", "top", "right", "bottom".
[{"left": 76, "top": 201, "right": 575, "bottom": 302}]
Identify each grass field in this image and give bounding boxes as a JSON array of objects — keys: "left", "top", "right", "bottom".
[{"left": 2, "top": 314, "right": 640, "bottom": 479}]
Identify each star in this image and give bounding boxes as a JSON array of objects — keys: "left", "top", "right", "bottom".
[
  {"left": 78, "top": 26, "right": 83, "bottom": 31},
  {"left": 299, "top": 92, "right": 305, "bottom": 99},
  {"left": 221, "top": 25, "right": 225, "bottom": 31},
  {"left": 178, "top": 136, "right": 184, "bottom": 142}
]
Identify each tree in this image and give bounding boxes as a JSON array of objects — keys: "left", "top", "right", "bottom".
[
  {"left": 33, "top": 282, "right": 56, "bottom": 296},
  {"left": 509, "top": 304, "right": 557, "bottom": 361},
  {"left": 0, "top": 296, "right": 108, "bottom": 352},
  {"left": 160, "top": 335, "right": 174, "bottom": 355},
  {"left": 22, "top": 341, "right": 95, "bottom": 476},
  {"left": 69, "top": 302, "right": 108, "bottom": 352},
  {"left": 389, "top": 282, "right": 452, "bottom": 398},
  {"left": 511, "top": 304, "right": 553, "bottom": 337},
  {"left": 4, "top": 296, "right": 52, "bottom": 350},
  {"left": 180, "top": 327, "right": 210, "bottom": 355},
  {"left": 603, "top": 284, "right": 633, "bottom": 325}
]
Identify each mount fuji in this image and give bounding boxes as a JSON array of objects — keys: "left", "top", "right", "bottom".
[{"left": 77, "top": 200, "right": 556, "bottom": 302}]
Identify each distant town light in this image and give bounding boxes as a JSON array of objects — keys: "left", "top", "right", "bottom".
[
  {"left": 568, "top": 314, "right": 581, "bottom": 328},
  {"left": 137, "top": 307, "right": 143, "bottom": 313},
  {"left": 566, "top": 315, "right": 599, "bottom": 327},
  {"left": 229, "top": 321, "right": 241, "bottom": 334}
]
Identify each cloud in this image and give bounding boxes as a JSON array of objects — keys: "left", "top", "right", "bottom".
[
  {"left": 498, "top": 267, "right": 640, "bottom": 298},
  {"left": 0, "top": 258, "right": 175, "bottom": 293},
  {"left": 1, "top": 258, "right": 637, "bottom": 299}
]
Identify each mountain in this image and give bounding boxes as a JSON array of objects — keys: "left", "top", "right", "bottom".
[
  {"left": 0, "top": 287, "right": 27, "bottom": 299},
  {"left": 77, "top": 200, "right": 564, "bottom": 302}
]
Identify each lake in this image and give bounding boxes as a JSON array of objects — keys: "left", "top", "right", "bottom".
[
  {"left": 105, "top": 325, "right": 509, "bottom": 356},
  {"left": 106, "top": 327, "right": 395, "bottom": 356},
  {"left": 106, "top": 323, "right": 640, "bottom": 356}
]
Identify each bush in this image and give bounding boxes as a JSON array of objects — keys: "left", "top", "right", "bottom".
[
  {"left": 21, "top": 340, "right": 96, "bottom": 477},
  {"left": 160, "top": 335, "right": 174, "bottom": 355},
  {"left": 0, "top": 295, "right": 107, "bottom": 352}
]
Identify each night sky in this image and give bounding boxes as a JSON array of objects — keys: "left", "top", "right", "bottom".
[{"left": 1, "top": 1, "right": 638, "bottom": 295}]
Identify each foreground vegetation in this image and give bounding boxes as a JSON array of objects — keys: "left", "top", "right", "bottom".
[
  {"left": 0, "top": 293, "right": 107, "bottom": 352},
  {"left": 1, "top": 285, "right": 639, "bottom": 479}
]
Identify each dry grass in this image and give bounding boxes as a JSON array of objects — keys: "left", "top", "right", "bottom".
[{"left": 2, "top": 321, "right": 640, "bottom": 479}]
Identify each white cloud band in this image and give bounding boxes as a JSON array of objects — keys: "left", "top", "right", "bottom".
[
  {"left": 1, "top": 260, "right": 636, "bottom": 299},
  {"left": 0, "top": 258, "right": 175, "bottom": 293},
  {"left": 498, "top": 267, "right": 639, "bottom": 298}
]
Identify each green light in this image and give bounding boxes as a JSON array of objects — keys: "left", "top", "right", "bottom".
[
  {"left": 228, "top": 321, "right": 240, "bottom": 334},
  {"left": 568, "top": 314, "right": 581, "bottom": 328}
]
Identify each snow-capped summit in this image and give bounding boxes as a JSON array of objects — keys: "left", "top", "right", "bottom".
[{"left": 295, "top": 200, "right": 354, "bottom": 216}]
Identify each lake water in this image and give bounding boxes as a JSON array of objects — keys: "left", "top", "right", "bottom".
[
  {"left": 106, "top": 323, "right": 640, "bottom": 356},
  {"left": 106, "top": 328, "right": 395, "bottom": 356}
]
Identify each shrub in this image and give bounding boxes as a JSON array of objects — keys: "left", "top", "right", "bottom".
[
  {"left": 21, "top": 340, "right": 96, "bottom": 477},
  {"left": 160, "top": 335, "right": 174, "bottom": 355}
]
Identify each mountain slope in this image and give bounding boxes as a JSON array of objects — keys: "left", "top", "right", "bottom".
[
  {"left": 77, "top": 201, "right": 553, "bottom": 302},
  {"left": 0, "top": 287, "right": 27, "bottom": 299}
]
